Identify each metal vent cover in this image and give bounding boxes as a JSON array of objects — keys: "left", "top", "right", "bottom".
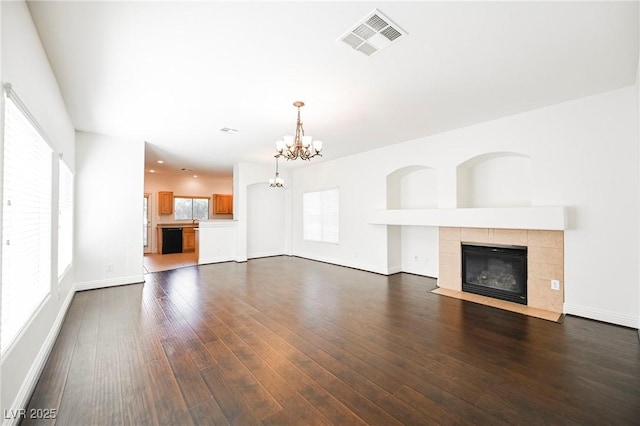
[
  {"left": 339, "top": 9, "right": 407, "bottom": 57},
  {"left": 365, "top": 14, "right": 388, "bottom": 32},
  {"left": 353, "top": 23, "right": 375, "bottom": 40},
  {"left": 342, "top": 33, "right": 364, "bottom": 48},
  {"left": 381, "top": 26, "right": 402, "bottom": 42},
  {"left": 357, "top": 43, "right": 378, "bottom": 56}
]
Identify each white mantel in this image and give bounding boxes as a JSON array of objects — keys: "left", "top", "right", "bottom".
[{"left": 367, "top": 207, "right": 566, "bottom": 231}]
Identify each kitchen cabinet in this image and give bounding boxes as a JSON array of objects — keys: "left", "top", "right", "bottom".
[
  {"left": 158, "top": 191, "right": 174, "bottom": 215},
  {"left": 157, "top": 224, "right": 197, "bottom": 254},
  {"left": 213, "top": 194, "right": 233, "bottom": 214},
  {"left": 183, "top": 227, "right": 196, "bottom": 252}
]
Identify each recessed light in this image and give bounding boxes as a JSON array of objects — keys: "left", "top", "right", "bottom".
[
  {"left": 193, "top": 175, "right": 198, "bottom": 178},
  {"left": 220, "top": 127, "right": 238, "bottom": 134},
  {"left": 157, "top": 160, "right": 164, "bottom": 164}
]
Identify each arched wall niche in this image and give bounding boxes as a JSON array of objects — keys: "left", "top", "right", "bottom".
[
  {"left": 385, "top": 165, "right": 439, "bottom": 277},
  {"left": 456, "top": 152, "right": 532, "bottom": 208},
  {"left": 386, "top": 165, "right": 438, "bottom": 209}
]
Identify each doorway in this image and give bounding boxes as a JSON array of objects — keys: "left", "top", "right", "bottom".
[{"left": 143, "top": 193, "right": 151, "bottom": 254}]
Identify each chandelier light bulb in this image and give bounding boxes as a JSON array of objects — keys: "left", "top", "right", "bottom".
[
  {"left": 302, "top": 135, "right": 312, "bottom": 148},
  {"left": 283, "top": 135, "right": 295, "bottom": 148}
]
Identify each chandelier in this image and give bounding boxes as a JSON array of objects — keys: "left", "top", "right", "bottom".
[
  {"left": 274, "top": 101, "right": 323, "bottom": 161},
  {"left": 269, "top": 157, "right": 284, "bottom": 187}
]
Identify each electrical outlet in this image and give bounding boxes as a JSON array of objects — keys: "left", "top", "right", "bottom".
[
  {"left": 551, "top": 279, "right": 560, "bottom": 291},
  {"left": 106, "top": 263, "right": 113, "bottom": 272}
]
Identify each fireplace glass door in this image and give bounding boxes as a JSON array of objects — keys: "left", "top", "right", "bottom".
[{"left": 461, "top": 244, "right": 527, "bottom": 305}]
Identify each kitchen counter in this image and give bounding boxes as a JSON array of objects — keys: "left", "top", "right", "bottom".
[
  {"left": 197, "top": 220, "right": 236, "bottom": 228},
  {"left": 157, "top": 223, "right": 199, "bottom": 228}
]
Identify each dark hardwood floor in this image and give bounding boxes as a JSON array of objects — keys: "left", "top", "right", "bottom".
[{"left": 23, "top": 256, "right": 640, "bottom": 425}]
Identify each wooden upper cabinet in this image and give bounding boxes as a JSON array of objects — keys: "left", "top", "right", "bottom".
[
  {"left": 158, "top": 191, "right": 174, "bottom": 215},
  {"left": 213, "top": 194, "right": 233, "bottom": 214}
]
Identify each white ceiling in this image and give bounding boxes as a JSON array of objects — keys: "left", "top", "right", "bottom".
[{"left": 27, "top": 1, "right": 639, "bottom": 177}]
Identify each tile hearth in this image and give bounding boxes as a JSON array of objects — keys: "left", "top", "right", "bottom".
[
  {"left": 438, "top": 227, "right": 564, "bottom": 316},
  {"left": 431, "top": 287, "right": 563, "bottom": 322}
]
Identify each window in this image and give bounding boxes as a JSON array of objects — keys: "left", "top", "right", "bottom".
[
  {"left": 2, "top": 88, "right": 53, "bottom": 354},
  {"left": 58, "top": 158, "right": 73, "bottom": 279},
  {"left": 303, "top": 188, "right": 339, "bottom": 244},
  {"left": 174, "top": 196, "right": 209, "bottom": 220}
]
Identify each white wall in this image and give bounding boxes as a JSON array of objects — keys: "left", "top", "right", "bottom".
[
  {"left": 247, "top": 182, "right": 286, "bottom": 259},
  {"left": 144, "top": 172, "right": 233, "bottom": 253},
  {"left": 400, "top": 168, "right": 438, "bottom": 209},
  {"left": 292, "top": 158, "right": 389, "bottom": 274},
  {"left": 386, "top": 167, "right": 439, "bottom": 276},
  {"left": 1, "top": 0, "right": 76, "bottom": 419},
  {"left": 233, "top": 162, "right": 291, "bottom": 262},
  {"left": 398, "top": 168, "right": 439, "bottom": 276},
  {"left": 75, "top": 131, "right": 144, "bottom": 288},
  {"left": 457, "top": 154, "right": 532, "bottom": 208},
  {"left": 292, "top": 86, "right": 639, "bottom": 328},
  {"left": 637, "top": 11, "right": 640, "bottom": 330},
  {"left": 198, "top": 221, "right": 237, "bottom": 264},
  {"left": 401, "top": 226, "right": 439, "bottom": 277}
]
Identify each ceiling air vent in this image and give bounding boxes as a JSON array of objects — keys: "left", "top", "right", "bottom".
[{"left": 339, "top": 9, "right": 407, "bottom": 57}]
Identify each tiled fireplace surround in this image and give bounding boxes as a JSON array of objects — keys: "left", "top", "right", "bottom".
[{"left": 438, "top": 227, "right": 564, "bottom": 313}]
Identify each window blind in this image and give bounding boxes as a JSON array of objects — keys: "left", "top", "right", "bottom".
[
  {"left": 303, "top": 188, "right": 339, "bottom": 244},
  {"left": 1, "top": 89, "right": 53, "bottom": 354}
]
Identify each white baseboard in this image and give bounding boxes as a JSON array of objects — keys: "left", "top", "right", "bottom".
[
  {"left": 74, "top": 275, "right": 145, "bottom": 292},
  {"left": 387, "top": 265, "right": 403, "bottom": 274},
  {"left": 564, "top": 303, "right": 639, "bottom": 328},
  {"left": 400, "top": 265, "right": 439, "bottom": 279},
  {"left": 198, "top": 256, "right": 236, "bottom": 265},
  {"left": 247, "top": 250, "right": 285, "bottom": 260},
  {"left": 3, "top": 289, "right": 75, "bottom": 426},
  {"left": 293, "top": 252, "right": 390, "bottom": 275}
]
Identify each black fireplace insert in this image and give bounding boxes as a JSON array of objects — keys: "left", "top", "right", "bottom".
[{"left": 461, "top": 243, "right": 527, "bottom": 305}]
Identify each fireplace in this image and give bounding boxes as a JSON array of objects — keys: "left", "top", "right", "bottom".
[{"left": 461, "top": 243, "right": 527, "bottom": 305}]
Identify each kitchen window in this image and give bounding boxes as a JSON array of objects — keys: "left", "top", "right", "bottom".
[{"left": 174, "top": 196, "right": 209, "bottom": 220}]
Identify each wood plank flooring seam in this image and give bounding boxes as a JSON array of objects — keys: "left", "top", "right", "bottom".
[{"left": 22, "top": 257, "right": 640, "bottom": 426}]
